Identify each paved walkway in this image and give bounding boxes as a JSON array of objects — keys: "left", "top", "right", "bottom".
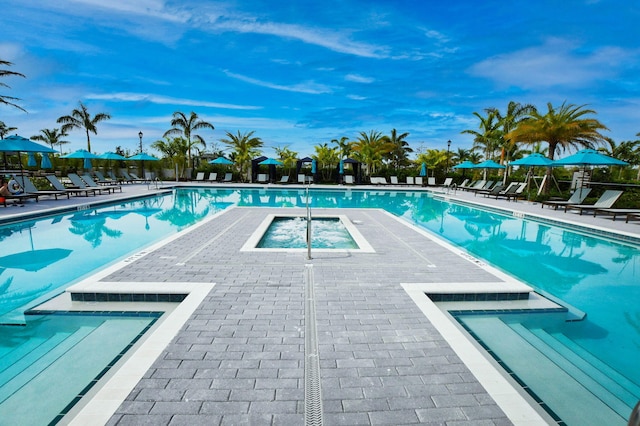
[{"left": 102, "top": 207, "right": 511, "bottom": 425}]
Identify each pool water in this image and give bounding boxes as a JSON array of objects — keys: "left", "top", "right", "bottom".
[
  {"left": 0, "top": 187, "right": 638, "bottom": 424},
  {"left": 257, "top": 216, "right": 358, "bottom": 249}
]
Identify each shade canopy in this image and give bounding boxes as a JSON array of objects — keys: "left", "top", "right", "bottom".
[
  {"left": 259, "top": 158, "right": 283, "bottom": 166},
  {"left": 0, "top": 248, "right": 72, "bottom": 272},
  {"left": 61, "top": 149, "right": 100, "bottom": 159},
  {"left": 209, "top": 157, "right": 233, "bottom": 165},
  {"left": 452, "top": 160, "right": 476, "bottom": 169},
  {"left": 128, "top": 153, "right": 160, "bottom": 161},
  {"left": 554, "top": 149, "right": 628, "bottom": 166},
  {"left": 510, "top": 153, "right": 556, "bottom": 167},
  {"left": 99, "top": 151, "right": 127, "bottom": 160},
  {"left": 1, "top": 135, "right": 57, "bottom": 153},
  {"left": 472, "top": 159, "right": 505, "bottom": 169}
]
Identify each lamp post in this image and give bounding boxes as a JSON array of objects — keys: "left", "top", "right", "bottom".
[
  {"left": 138, "top": 131, "right": 143, "bottom": 153},
  {"left": 446, "top": 140, "right": 451, "bottom": 174}
]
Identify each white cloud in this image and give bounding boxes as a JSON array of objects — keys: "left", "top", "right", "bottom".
[
  {"left": 222, "top": 70, "right": 333, "bottom": 94},
  {"left": 209, "top": 17, "right": 389, "bottom": 59},
  {"left": 345, "top": 74, "right": 375, "bottom": 84},
  {"left": 85, "top": 92, "right": 262, "bottom": 110},
  {"left": 469, "top": 38, "right": 634, "bottom": 89}
]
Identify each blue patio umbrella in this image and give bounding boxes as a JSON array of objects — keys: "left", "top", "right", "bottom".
[
  {"left": 339, "top": 159, "right": 344, "bottom": 174},
  {"left": 128, "top": 153, "right": 159, "bottom": 161},
  {"left": 209, "top": 157, "right": 233, "bottom": 165},
  {"left": 510, "top": 153, "right": 556, "bottom": 167},
  {"left": 0, "top": 134, "right": 56, "bottom": 171},
  {"left": 311, "top": 159, "right": 317, "bottom": 174},
  {"left": 472, "top": 159, "right": 505, "bottom": 169},
  {"left": 420, "top": 162, "right": 427, "bottom": 177},
  {"left": 452, "top": 160, "right": 476, "bottom": 169},
  {"left": 99, "top": 152, "right": 127, "bottom": 161},
  {"left": 61, "top": 149, "right": 100, "bottom": 170},
  {"left": 41, "top": 153, "right": 52, "bottom": 169},
  {"left": 27, "top": 153, "right": 37, "bottom": 167},
  {"left": 554, "top": 149, "right": 628, "bottom": 166},
  {"left": 258, "top": 158, "right": 283, "bottom": 166}
]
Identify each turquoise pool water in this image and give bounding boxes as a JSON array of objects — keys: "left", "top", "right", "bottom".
[
  {"left": 257, "top": 217, "right": 358, "bottom": 249},
  {"left": 0, "top": 187, "right": 638, "bottom": 424}
]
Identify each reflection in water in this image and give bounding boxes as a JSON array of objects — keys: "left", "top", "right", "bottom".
[{"left": 69, "top": 211, "right": 124, "bottom": 248}]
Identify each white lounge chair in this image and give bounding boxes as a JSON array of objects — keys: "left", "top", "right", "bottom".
[
  {"left": 344, "top": 175, "right": 355, "bottom": 185},
  {"left": 564, "top": 190, "right": 624, "bottom": 215},
  {"left": 207, "top": 172, "right": 217, "bottom": 182},
  {"left": 541, "top": 188, "right": 592, "bottom": 210},
  {"left": 415, "top": 177, "right": 423, "bottom": 186},
  {"left": 406, "top": 176, "right": 414, "bottom": 185}
]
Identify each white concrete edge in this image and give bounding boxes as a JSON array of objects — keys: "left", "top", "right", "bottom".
[
  {"left": 66, "top": 281, "right": 215, "bottom": 426},
  {"left": 240, "top": 212, "right": 375, "bottom": 253},
  {"left": 402, "top": 283, "right": 550, "bottom": 425}
]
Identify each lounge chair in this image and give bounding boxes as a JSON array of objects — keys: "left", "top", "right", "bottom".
[
  {"left": 541, "top": 188, "right": 592, "bottom": 210},
  {"left": 207, "top": 172, "right": 217, "bottom": 182},
  {"left": 108, "top": 170, "right": 128, "bottom": 183},
  {"left": 495, "top": 182, "right": 527, "bottom": 201},
  {"left": 67, "top": 173, "right": 111, "bottom": 195},
  {"left": 441, "top": 177, "right": 453, "bottom": 188},
  {"left": 256, "top": 173, "right": 268, "bottom": 183},
  {"left": 415, "top": 177, "right": 423, "bottom": 186},
  {"left": 390, "top": 176, "right": 399, "bottom": 185},
  {"left": 371, "top": 176, "right": 388, "bottom": 185},
  {"left": 593, "top": 208, "right": 640, "bottom": 221},
  {"left": 406, "top": 176, "right": 414, "bottom": 185},
  {"left": 222, "top": 172, "right": 233, "bottom": 183},
  {"left": 477, "top": 184, "right": 506, "bottom": 198},
  {"left": 93, "top": 171, "right": 113, "bottom": 185},
  {"left": 458, "top": 178, "right": 470, "bottom": 188},
  {"left": 193, "top": 172, "right": 205, "bottom": 182},
  {"left": 564, "top": 190, "right": 624, "bottom": 215},
  {"left": 46, "top": 175, "right": 97, "bottom": 197},
  {"left": 129, "top": 172, "right": 148, "bottom": 182},
  {"left": 626, "top": 213, "right": 640, "bottom": 223},
  {"left": 344, "top": 175, "right": 355, "bottom": 185},
  {"left": 276, "top": 175, "right": 290, "bottom": 184},
  {"left": 462, "top": 180, "right": 485, "bottom": 191},
  {"left": 121, "top": 170, "right": 146, "bottom": 183},
  {"left": 427, "top": 177, "right": 436, "bottom": 186},
  {"left": 78, "top": 173, "right": 122, "bottom": 193},
  {"left": 2, "top": 177, "right": 40, "bottom": 204},
  {"left": 14, "top": 175, "right": 69, "bottom": 200}
]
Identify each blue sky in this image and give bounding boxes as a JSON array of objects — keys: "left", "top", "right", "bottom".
[{"left": 2, "top": 0, "right": 639, "bottom": 159}]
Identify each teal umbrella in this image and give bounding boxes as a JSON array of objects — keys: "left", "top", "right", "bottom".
[
  {"left": 128, "top": 153, "right": 159, "bottom": 161},
  {"left": 259, "top": 158, "right": 283, "bottom": 166},
  {"left": 420, "top": 163, "right": 427, "bottom": 176},
  {"left": 209, "top": 157, "right": 233, "bottom": 165},
  {"left": 554, "top": 149, "right": 628, "bottom": 166},
  {"left": 27, "top": 153, "right": 37, "bottom": 167},
  {"left": 1, "top": 135, "right": 57, "bottom": 153},
  {"left": 511, "top": 153, "right": 556, "bottom": 167},
  {"left": 99, "top": 152, "right": 127, "bottom": 160},
  {"left": 472, "top": 159, "right": 505, "bottom": 169},
  {"left": 452, "top": 160, "right": 476, "bottom": 169}
]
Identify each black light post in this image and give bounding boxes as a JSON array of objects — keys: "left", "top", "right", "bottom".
[
  {"left": 138, "top": 131, "right": 143, "bottom": 153},
  {"left": 446, "top": 140, "right": 451, "bottom": 174}
]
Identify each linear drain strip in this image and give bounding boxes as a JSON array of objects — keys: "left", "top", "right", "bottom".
[{"left": 304, "top": 264, "right": 324, "bottom": 426}]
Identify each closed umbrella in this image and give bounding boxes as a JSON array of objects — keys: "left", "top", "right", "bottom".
[
  {"left": 420, "top": 163, "right": 427, "bottom": 177},
  {"left": 41, "top": 153, "right": 52, "bottom": 169}
]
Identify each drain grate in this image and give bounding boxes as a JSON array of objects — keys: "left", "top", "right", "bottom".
[{"left": 304, "top": 264, "right": 324, "bottom": 426}]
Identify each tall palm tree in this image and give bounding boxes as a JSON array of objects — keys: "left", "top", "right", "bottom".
[
  {"left": 599, "top": 137, "right": 640, "bottom": 179},
  {"left": 274, "top": 145, "right": 298, "bottom": 178},
  {"left": 57, "top": 101, "right": 111, "bottom": 152},
  {"left": 506, "top": 102, "right": 609, "bottom": 192},
  {"left": 31, "top": 128, "right": 70, "bottom": 153},
  {"left": 163, "top": 111, "right": 215, "bottom": 169},
  {"left": 488, "top": 101, "right": 536, "bottom": 165},
  {"left": 351, "top": 130, "right": 393, "bottom": 177},
  {"left": 461, "top": 110, "right": 502, "bottom": 162},
  {"left": 313, "top": 143, "right": 339, "bottom": 181},
  {"left": 331, "top": 136, "right": 352, "bottom": 159},
  {"left": 219, "top": 130, "right": 263, "bottom": 182},
  {"left": 386, "top": 128, "right": 412, "bottom": 169},
  {"left": 0, "top": 59, "right": 26, "bottom": 112},
  {"left": 151, "top": 136, "right": 190, "bottom": 179}
]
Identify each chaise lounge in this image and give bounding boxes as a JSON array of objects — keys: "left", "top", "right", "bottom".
[{"left": 564, "top": 190, "right": 623, "bottom": 215}]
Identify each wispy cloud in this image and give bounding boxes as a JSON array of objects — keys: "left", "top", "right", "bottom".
[
  {"left": 209, "top": 17, "right": 390, "bottom": 59},
  {"left": 68, "top": 0, "right": 189, "bottom": 23},
  {"left": 86, "top": 92, "right": 262, "bottom": 110},
  {"left": 469, "top": 38, "right": 634, "bottom": 89},
  {"left": 345, "top": 74, "right": 375, "bottom": 84},
  {"left": 223, "top": 70, "right": 333, "bottom": 94}
]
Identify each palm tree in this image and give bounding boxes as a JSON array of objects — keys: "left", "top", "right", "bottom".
[
  {"left": 461, "top": 110, "right": 502, "bottom": 162},
  {"left": 488, "top": 101, "right": 536, "bottom": 165},
  {"left": 351, "top": 130, "right": 394, "bottom": 177},
  {"left": 151, "top": 136, "right": 190, "bottom": 179},
  {"left": 274, "top": 146, "right": 298, "bottom": 178},
  {"left": 31, "top": 128, "right": 70, "bottom": 153},
  {"left": 57, "top": 101, "right": 111, "bottom": 152},
  {"left": 386, "top": 128, "right": 412, "bottom": 169},
  {"left": 0, "top": 121, "right": 17, "bottom": 139},
  {"left": 599, "top": 137, "right": 640, "bottom": 179},
  {"left": 0, "top": 59, "right": 26, "bottom": 112},
  {"left": 506, "top": 102, "right": 609, "bottom": 192},
  {"left": 331, "top": 136, "right": 352, "bottom": 159},
  {"left": 313, "top": 143, "right": 339, "bottom": 181},
  {"left": 219, "top": 130, "right": 263, "bottom": 182},
  {"left": 163, "top": 111, "right": 215, "bottom": 169}
]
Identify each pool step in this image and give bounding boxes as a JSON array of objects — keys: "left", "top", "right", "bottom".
[
  {"left": 0, "top": 318, "right": 148, "bottom": 425},
  {"left": 0, "top": 327, "right": 93, "bottom": 403},
  {"left": 0, "top": 336, "right": 48, "bottom": 372},
  {"left": 511, "top": 323, "right": 636, "bottom": 419},
  {"left": 465, "top": 316, "right": 626, "bottom": 425}
]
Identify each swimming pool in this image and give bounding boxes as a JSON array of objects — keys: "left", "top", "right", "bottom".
[{"left": 1, "top": 187, "right": 638, "bottom": 423}]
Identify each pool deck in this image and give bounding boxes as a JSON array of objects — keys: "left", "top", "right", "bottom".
[{"left": 2, "top": 182, "right": 638, "bottom": 425}]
